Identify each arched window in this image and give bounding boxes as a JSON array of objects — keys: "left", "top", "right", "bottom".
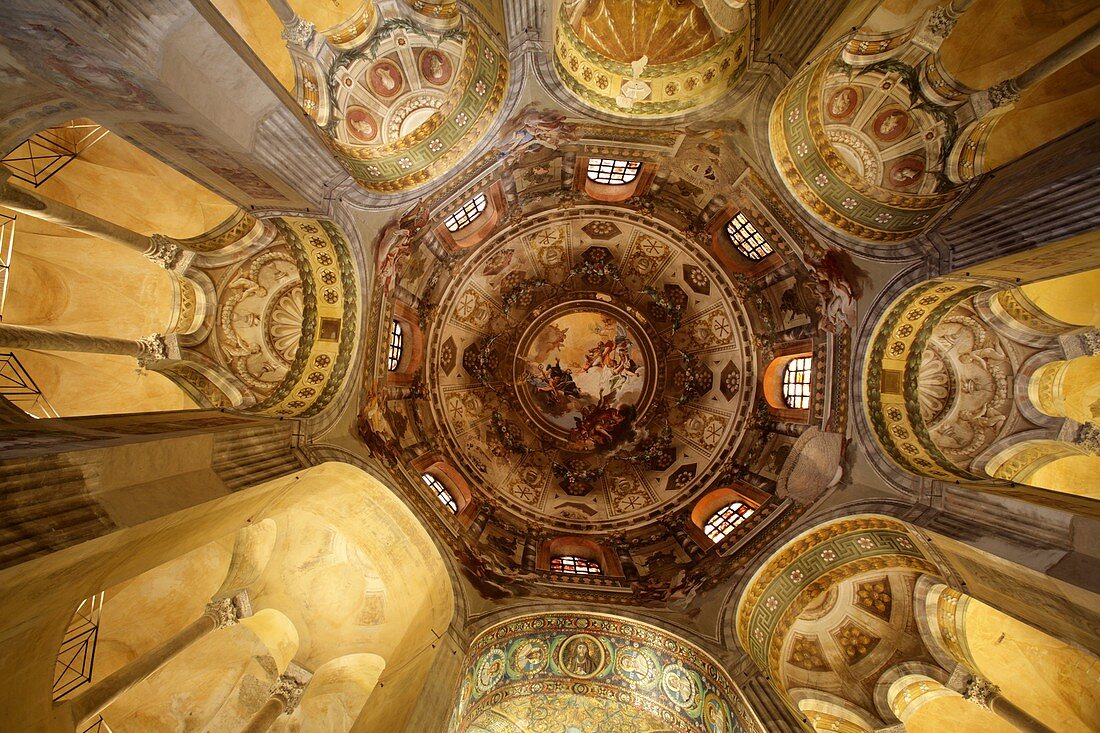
[
  {"left": 550, "top": 555, "right": 601, "bottom": 575},
  {"left": 443, "top": 193, "right": 487, "bottom": 232},
  {"left": 421, "top": 473, "right": 457, "bottom": 514},
  {"left": 387, "top": 320, "right": 403, "bottom": 371},
  {"left": 586, "top": 158, "right": 641, "bottom": 185},
  {"left": 726, "top": 212, "right": 773, "bottom": 260},
  {"left": 782, "top": 356, "right": 812, "bottom": 409},
  {"left": 704, "top": 501, "right": 755, "bottom": 542}
]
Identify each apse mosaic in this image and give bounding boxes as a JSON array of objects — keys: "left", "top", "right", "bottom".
[
  {"left": 450, "top": 613, "right": 761, "bottom": 733},
  {"left": 426, "top": 208, "right": 756, "bottom": 531}
]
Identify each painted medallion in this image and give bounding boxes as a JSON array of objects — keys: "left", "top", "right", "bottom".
[
  {"left": 510, "top": 637, "right": 550, "bottom": 675},
  {"left": 661, "top": 663, "right": 699, "bottom": 708},
  {"left": 615, "top": 646, "right": 660, "bottom": 688},
  {"left": 474, "top": 647, "right": 506, "bottom": 692},
  {"left": 345, "top": 106, "right": 379, "bottom": 143},
  {"left": 517, "top": 308, "right": 650, "bottom": 451},
  {"left": 825, "top": 86, "right": 858, "bottom": 120},
  {"left": 367, "top": 58, "right": 404, "bottom": 98},
  {"left": 420, "top": 49, "right": 453, "bottom": 86},
  {"left": 871, "top": 108, "right": 909, "bottom": 142},
  {"left": 888, "top": 156, "right": 925, "bottom": 188},
  {"left": 557, "top": 633, "right": 606, "bottom": 679}
]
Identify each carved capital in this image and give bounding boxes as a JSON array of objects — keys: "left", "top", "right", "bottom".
[
  {"left": 203, "top": 597, "right": 241, "bottom": 630},
  {"left": 136, "top": 333, "right": 169, "bottom": 368},
  {"left": 963, "top": 676, "right": 1000, "bottom": 710},
  {"left": 927, "top": 6, "right": 960, "bottom": 37},
  {"left": 987, "top": 79, "right": 1022, "bottom": 108},
  {"left": 145, "top": 234, "right": 184, "bottom": 270},
  {"left": 272, "top": 674, "right": 309, "bottom": 714},
  {"left": 281, "top": 16, "right": 315, "bottom": 46}
]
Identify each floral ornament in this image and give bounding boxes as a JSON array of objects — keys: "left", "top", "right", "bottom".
[
  {"left": 856, "top": 536, "right": 875, "bottom": 550},
  {"left": 764, "top": 596, "right": 779, "bottom": 611},
  {"left": 455, "top": 111, "right": 469, "bottom": 127},
  {"left": 753, "top": 628, "right": 765, "bottom": 642},
  {"left": 398, "top": 157, "right": 413, "bottom": 170},
  {"left": 795, "top": 142, "right": 809, "bottom": 157},
  {"left": 366, "top": 164, "right": 382, "bottom": 176},
  {"left": 789, "top": 569, "right": 804, "bottom": 583},
  {"left": 814, "top": 173, "right": 828, "bottom": 187},
  {"left": 642, "top": 286, "right": 685, "bottom": 332},
  {"left": 428, "top": 138, "right": 443, "bottom": 152},
  {"left": 788, "top": 108, "right": 801, "bottom": 123},
  {"left": 896, "top": 537, "right": 914, "bottom": 550},
  {"left": 500, "top": 276, "right": 549, "bottom": 314},
  {"left": 475, "top": 80, "right": 486, "bottom": 96},
  {"left": 842, "top": 197, "right": 857, "bottom": 210},
  {"left": 874, "top": 211, "right": 893, "bottom": 224},
  {"left": 820, "top": 548, "right": 837, "bottom": 562},
  {"left": 490, "top": 411, "right": 528, "bottom": 454}
]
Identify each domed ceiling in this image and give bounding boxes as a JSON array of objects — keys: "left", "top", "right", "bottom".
[
  {"left": 427, "top": 210, "right": 754, "bottom": 531},
  {"left": 555, "top": 0, "right": 750, "bottom": 117},
  {"left": 291, "top": 2, "right": 509, "bottom": 192},
  {"left": 357, "top": 115, "right": 861, "bottom": 606}
]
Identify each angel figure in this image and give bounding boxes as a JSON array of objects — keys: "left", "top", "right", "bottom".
[
  {"left": 496, "top": 103, "right": 579, "bottom": 159},
  {"left": 803, "top": 247, "right": 870, "bottom": 333},
  {"left": 375, "top": 200, "right": 429, "bottom": 295}
]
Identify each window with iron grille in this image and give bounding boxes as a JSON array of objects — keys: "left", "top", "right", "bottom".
[
  {"left": 704, "top": 502, "right": 755, "bottom": 542},
  {"left": 782, "top": 356, "right": 812, "bottom": 409},
  {"left": 549, "top": 555, "right": 602, "bottom": 575},
  {"left": 586, "top": 158, "right": 641, "bottom": 185},
  {"left": 443, "top": 193, "right": 487, "bottom": 232},
  {"left": 726, "top": 212, "right": 774, "bottom": 261},
  {"left": 422, "top": 473, "right": 458, "bottom": 514},
  {"left": 387, "top": 320, "right": 403, "bottom": 371}
]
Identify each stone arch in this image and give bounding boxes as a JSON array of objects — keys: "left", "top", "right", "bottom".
[
  {"left": 451, "top": 610, "right": 761, "bottom": 733},
  {"left": 0, "top": 462, "right": 454, "bottom": 732},
  {"left": 770, "top": 0, "right": 1100, "bottom": 246},
  {"left": 861, "top": 232, "right": 1100, "bottom": 505},
  {"left": 734, "top": 513, "right": 1098, "bottom": 733}
]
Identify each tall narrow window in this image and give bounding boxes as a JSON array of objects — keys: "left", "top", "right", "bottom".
[
  {"left": 586, "top": 158, "right": 641, "bottom": 185},
  {"left": 726, "top": 213, "right": 774, "bottom": 261},
  {"left": 550, "top": 555, "right": 602, "bottom": 575},
  {"left": 422, "top": 473, "right": 458, "bottom": 514},
  {"left": 443, "top": 193, "right": 487, "bottom": 232},
  {"left": 782, "top": 356, "right": 812, "bottom": 409},
  {"left": 704, "top": 501, "right": 754, "bottom": 542},
  {"left": 387, "top": 320, "right": 403, "bottom": 371}
]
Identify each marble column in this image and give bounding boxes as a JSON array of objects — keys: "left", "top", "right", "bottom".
[
  {"left": 0, "top": 167, "right": 186, "bottom": 270},
  {"left": 240, "top": 669, "right": 310, "bottom": 733},
  {"left": 64, "top": 597, "right": 243, "bottom": 727},
  {"left": 981, "top": 19, "right": 1100, "bottom": 111},
  {"left": 0, "top": 324, "right": 174, "bottom": 368},
  {"left": 963, "top": 676, "right": 1057, "bottom": 733}
]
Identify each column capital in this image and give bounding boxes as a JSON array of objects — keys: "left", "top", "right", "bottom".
[
  {"left": 136, "top": 333, "right": 180, "bottom": 369},
  {"left": 963, "top": 676, "right": 1000, "bottom": 710},
  {"left": 203, "top": 597, "right": 242, "bottom": 630},
  {"left": 145, "top": 234, "right": 185, "bottom": 270},
  {"left": 281, "top": 16, "right": 315, "bottom": 47},
  {"left": 271, "top": 674, "right": 308, "bottom": 714}
]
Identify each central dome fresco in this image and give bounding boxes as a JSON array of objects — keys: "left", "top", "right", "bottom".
[
  {"left": 427, "top": 208, "right": 755, "bottom": 531},
  {"left": 515, "top": 300, "right": 658, "bottom": 451}
]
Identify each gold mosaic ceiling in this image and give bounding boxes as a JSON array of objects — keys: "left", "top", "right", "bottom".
[{"left": 568, "top": 0, "right": 719, "bottom": 64}]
